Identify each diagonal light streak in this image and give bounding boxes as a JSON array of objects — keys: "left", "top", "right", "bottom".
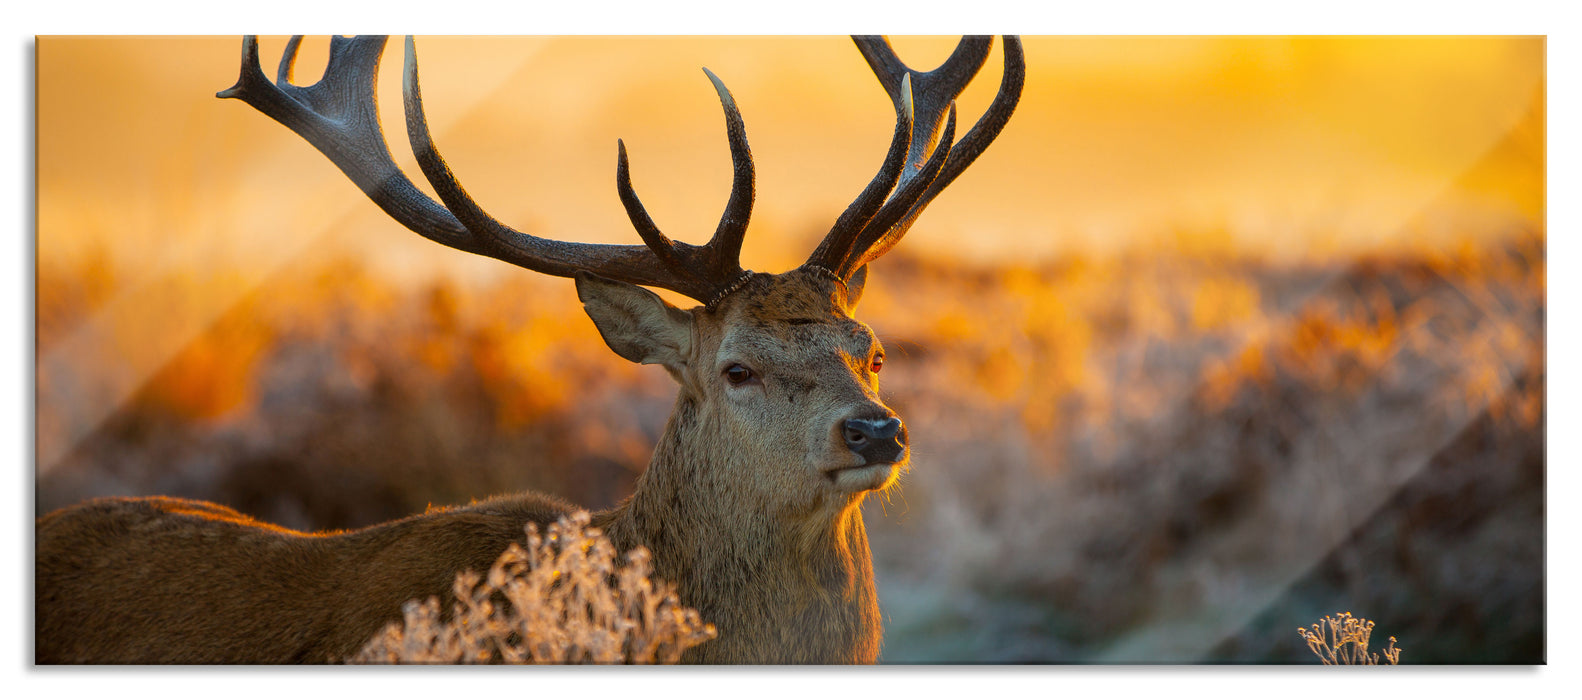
[
  {"left": 36, "top": 37, "right": 549, "bottom": 477},
  {"left": 1084, "top": 76, "right": 1544, "bottom": 660},
  {"left": 1093, "top": 245, "right": 1539, "bottom": 664}
]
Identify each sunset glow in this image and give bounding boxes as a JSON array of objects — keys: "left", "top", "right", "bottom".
[{"left": 35, "top": 36, "right": 1545, "bottom": 663}]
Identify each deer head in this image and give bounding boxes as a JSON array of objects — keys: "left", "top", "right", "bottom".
[{"left": 218, "top": 32, "right": 1018, "bottom": 499}]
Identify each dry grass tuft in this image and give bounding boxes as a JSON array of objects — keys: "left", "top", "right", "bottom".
[
  {"left": 350, "top": 512, "right": 715, "bottom": 664},
  {"left": 1298, "top": 612, "right": 1402, "bottom": 665}
]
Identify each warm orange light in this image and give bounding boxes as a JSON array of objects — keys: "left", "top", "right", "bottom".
[{"left": 35, "top": 36, "right": 1543, "bottom": 479}]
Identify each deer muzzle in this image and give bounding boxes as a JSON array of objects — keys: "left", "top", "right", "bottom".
[{"left": 842, "top": 416, "right": 907, "bottom": 465}]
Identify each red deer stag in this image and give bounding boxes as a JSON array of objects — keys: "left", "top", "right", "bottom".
[{"left": 35, "top": 35, "right": 1023, "bottom": 664}]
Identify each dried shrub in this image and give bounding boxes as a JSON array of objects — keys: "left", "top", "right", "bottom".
[
  {"left": 350, "top": 512, "right": 715, "bottom": 664},
  {"left": 1298, "top": 612, "right": 1402, "bottom": 665}
]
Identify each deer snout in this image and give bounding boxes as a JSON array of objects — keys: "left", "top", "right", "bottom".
[{"left": 842, "top": 416, "right": 907, "bottom": 464}]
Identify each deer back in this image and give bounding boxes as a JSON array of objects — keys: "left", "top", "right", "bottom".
[{"left": 35, "top": 494, "right": 573, "bottom": 663}]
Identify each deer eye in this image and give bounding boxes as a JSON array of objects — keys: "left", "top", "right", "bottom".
[
  {"left": 724, "top": 364, "right": 756, "bottom": 386},
  {"left": 870, "top": 353, "right": 884, "bottom": 373}
]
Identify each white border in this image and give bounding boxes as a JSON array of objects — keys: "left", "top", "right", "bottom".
[{"left": 9, "top": 1, "right": 1572, "bottom": 697}]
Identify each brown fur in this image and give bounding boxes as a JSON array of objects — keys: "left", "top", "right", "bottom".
[{"left": 35, "top": 268, "right": 903, "bottom": 664}]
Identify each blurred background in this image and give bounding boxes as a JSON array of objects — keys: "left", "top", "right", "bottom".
[{"left": 35, "top": 36, "right": 1543, "bottom": 663}]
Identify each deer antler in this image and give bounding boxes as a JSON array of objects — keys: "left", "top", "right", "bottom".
[
  {"left": 807, "top": 36, "right": 1025, "bottom": 280},
  {"left": 218, "top": 36, "right": 754, "bottom": 304}
]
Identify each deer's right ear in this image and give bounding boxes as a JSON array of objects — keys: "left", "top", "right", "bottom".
[{"left": 575, "top": 272, "right": 693, "bottom": 369}]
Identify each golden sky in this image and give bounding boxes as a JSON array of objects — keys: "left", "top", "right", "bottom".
[
  {"left": 38, "top": 36, "right": 1542, "bottom": 279},
  {"left": 33, "top": 36, "right": 1545, "bottom": 472}
]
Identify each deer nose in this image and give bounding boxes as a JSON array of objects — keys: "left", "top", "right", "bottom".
[{"left": 843, "top": 417, "right": 906, "bottom": 464}]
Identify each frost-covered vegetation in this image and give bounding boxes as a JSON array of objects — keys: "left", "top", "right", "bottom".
[
  {"left": 1298, "top": 612, "right": 1401, "bottom": 665},
  {"left": 37, "top": 226, "right": 1544, "bottom": 663},
  {"left": 350, "top": 512, "right": 715, "bottom": 664}
]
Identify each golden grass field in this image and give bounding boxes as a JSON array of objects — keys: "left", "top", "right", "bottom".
[{"left": 35, "top": 35, "right": 1543, "bottom": 662}]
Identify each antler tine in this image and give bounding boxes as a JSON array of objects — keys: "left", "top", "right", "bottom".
[
  {"left": 218, "top": 35, "right": 471, "bottom": 246},
  {"left": 274, "top": 35, "right": 302, "bottom": 84},
  {"left": 613, "top": 68, "right": 756, "bottom": 288},
  {"left": 806, "top": 36, "right": 1024, "bottom": 280},
  {"left": 852, "top": 36, "right": 1026, "bottom": 267},
  {"left": 840, "top": 103, "right": 957, "bottom": 277},
  {"left": 402, "top": 36, "right": 746, "bottom": 301},
  {"left": 699, "top": 67, "right": 755, "bottom": 283},
  {"left": 806, "top": 74, "right": 914, "bottom": 273},
  {"left": 855, "top": 36, "right": 990, "bottom": 192},
  {"left": 616, "top": 139, "right": 692, "bottom": 278}
]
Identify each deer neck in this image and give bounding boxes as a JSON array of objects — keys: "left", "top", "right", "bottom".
[{"left": 594, "top": 394, "right": 882, "bottom": 664}]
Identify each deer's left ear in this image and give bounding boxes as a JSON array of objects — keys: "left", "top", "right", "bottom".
[
  {"left": 575, "top": 272, "right": 693, "bottom": 370},
  {"left": 843, "top": 265, "right": 868, "bottom": 313}
]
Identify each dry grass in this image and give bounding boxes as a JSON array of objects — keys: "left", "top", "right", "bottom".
[
  {"left": 35, "top": 227, "right": 1544, "bottom": 663},
  {"left": 1298, "top": 612, "right": 1402, "bottom": 665},
  {"left": 350, "top": 512, "right": 716, "bottom": 664}
]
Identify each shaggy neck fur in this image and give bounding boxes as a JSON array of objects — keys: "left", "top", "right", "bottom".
[{"left": 595, "top": 393, "right": 882, "bottom": 664}]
